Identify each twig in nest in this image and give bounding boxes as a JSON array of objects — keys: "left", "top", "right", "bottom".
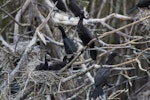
[
  {"left": 136, "top": 58, "right": 150, "bottom": 76},
  {"left": 107, "top": 89, "right": 128, "bottom": 100},
  {"left": 67, "top": 84, "right": 93, "bottom": 100}
]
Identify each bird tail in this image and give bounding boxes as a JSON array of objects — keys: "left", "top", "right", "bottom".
[
  {"left": 91, "top": 86, "right": 104, "bottom": 99},
  {"left": 89, "top": 43, "right": 97, "bottom": 60},
  {"left": 127, "top": 6, "right": 137, "bottom": 14}
]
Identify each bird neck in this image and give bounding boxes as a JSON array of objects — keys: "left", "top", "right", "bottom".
[
  {"left": 78, "top": 10, "right": 85, "bottom": 26},
  {"left": 78, "top": 17, "right": 84, "bottom": 27},
  {"left": 61, "top": 30, "right": 67, "bottom": 38},
  {"left": 59, "top": 26, "right": 67, "bottom": 38}
]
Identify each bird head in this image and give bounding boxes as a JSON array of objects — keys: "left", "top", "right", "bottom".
[
  {"left": 80, "top": 7, "right": 89, "bottom": 19},
  {"left": 83, "top": 7, "right": 89, "bottom": 19}
]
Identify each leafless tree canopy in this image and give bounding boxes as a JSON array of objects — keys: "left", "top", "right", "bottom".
[{"left": 0, "top": 0, "right": 150, "bottom": 100}]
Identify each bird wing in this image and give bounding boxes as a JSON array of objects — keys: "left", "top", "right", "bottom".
[
  {"left": 94, "top": 68, "right": 111, "bottom": 87},
  {"left": 77, "top": 25, "right": 94, "bottom": 45}
]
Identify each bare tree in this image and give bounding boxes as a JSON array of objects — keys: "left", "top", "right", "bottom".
[{"left": 0, "top": 0, "right": 149, "bottom": 100}]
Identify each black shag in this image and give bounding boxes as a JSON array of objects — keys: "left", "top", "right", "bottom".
[
  {"left": 128, "top": 0, "right": 150, "bottom": 13},
  {"left": 92, "top": 52, "right": 118, "bottom": 99},
  {"left": 35, "top": 55, "right": 48, "bottom": 70},
  {"left": 47, "top": 55, "right": 75, "bottom": 70},
  {"left": 58, "top": 26, "right": 77, "bottom": 54},
  {"left": 66, "top": 0, "right": 88, "bottom": 18},
  {"left": 52, "top": 0, "right": 67, "bottom": 12},
  {"left": 46, "top": 54, "right": 74, "bottom": 70},
  {"left": 77, "top": 14, "right": 97, "bottom": 60},
  {"left": 36, "top": 56, "right": 69, "bottom": 71}
]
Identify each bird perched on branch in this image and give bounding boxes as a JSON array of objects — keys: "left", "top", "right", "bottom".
[
  {"left": 128, "top": 0, "right": 150, "bottom": 13},
  {"left": 58, "top": 26, "right": 77, "bottom": 54},
  {"left": 52, "top": 0, "right": 67, "bottom": 12},
  {"left": 77, "top": 13, "right": 97, "bottom": 60},
  {"left": 66, "top": 0, "right": 89, "bottom": 18},
  {"left": 92, "top": 52, "right": 118, "bottom": 99}
]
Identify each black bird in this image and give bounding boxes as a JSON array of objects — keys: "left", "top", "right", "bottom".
[
  {"left": 66, "top": 0, "right": 88, "bottom": 18},
  {"left": 128, "top": 0, "right": 150, "bottom": 13},
  {"left": 47, "top": 55, "right": 75, "bottom": 70},
  {"left": 77, "top": 14, "right": 97, "bottom": 60},
  {"left": 92, "top": 52, "right": 118, "bottom": 99},
  {"left": 52, "top": 0, "right": 67, "bottom": 12},
  {"left": 58, "top": 26, "right": 77, "bottom": 54},
  {"left": 35, "top": 55, "right": 48, "bottom": 70},
  {"left": 36, "top": 56, "right": 70, "bottom": 71}
]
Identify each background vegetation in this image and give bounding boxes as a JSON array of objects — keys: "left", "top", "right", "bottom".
[{"left": 0, "top": 0, "right": 149, "bottom": 100}]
